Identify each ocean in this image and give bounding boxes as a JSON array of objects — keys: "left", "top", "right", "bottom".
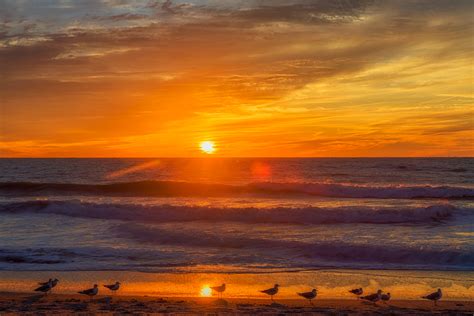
[{"left": 0, "top": 158, "right": 473, "bottom": 273}]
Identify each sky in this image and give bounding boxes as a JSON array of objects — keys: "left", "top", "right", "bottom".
[{"left": 0, "top": 0, "right": 473, "bottom": 157}]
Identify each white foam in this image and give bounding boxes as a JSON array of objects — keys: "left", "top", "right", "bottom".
[{"left": 0, "top": 200, "right": 466, "bottom": 224}]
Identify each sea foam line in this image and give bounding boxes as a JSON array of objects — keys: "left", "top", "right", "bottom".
[{"left": 0, "top": 200, "right": 467, "bottom": 225}]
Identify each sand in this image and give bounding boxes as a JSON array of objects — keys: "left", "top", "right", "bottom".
[
  {"left": 1, "top": 270, "right": 472, "bottom": 314},
  {"left": 0, "top": 292, "right": 472, "bottom": 315}
]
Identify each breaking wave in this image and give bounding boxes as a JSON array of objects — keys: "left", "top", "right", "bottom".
[
  {"left": 0, "top": 200, "right": 468, "bottom": 225},
  {"left": 113, "top": 223, "right": 474, "bottom": 270},
  {"left": 1, "top": 180, "right": 473, "bottom": 199}
]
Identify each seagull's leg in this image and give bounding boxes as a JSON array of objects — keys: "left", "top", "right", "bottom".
[{"left": 271, "top": 295, "right": 274, "bottom": 302}]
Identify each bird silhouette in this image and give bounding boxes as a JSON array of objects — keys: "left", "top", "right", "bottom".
[
  {"left": 103, "top": 281, "right": 121, "bottom": 294},
  {"left": 210, "top": 283, "right": 226, "bottom": 298},
  {"left": 297, "top": 288, "right": 317, "bottom": 305},
  {"left": 349, "top": 288, "right": 363, "bottom": 298},
  {"left": 422, "top": 288, "right": 442, "bottom": 306},
  {"left": 34, "top": 280, "right": 53, "bottom": 296},
  {"left": 381, "top": 292, "right": 391, "bottom": 304},
  {"left": 361, "top": 289, "right": 382, "bottom": 305},
  {"left": 78, "top": 284, "right": 99, "bottom": 301},
  {"left": 260, "top": 284, "right": 279, "bottom": 301}
]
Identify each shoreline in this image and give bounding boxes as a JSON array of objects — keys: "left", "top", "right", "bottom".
[{"left": 1, "top": 269, "right": 472, "bottom": 299}]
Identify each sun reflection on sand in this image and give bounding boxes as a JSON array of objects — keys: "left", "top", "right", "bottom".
[
  {"left": 200, "top": 285, "right": 212, "bottom": 297},
  {"left": 0, "top": 270, "right": 473, "bottom": 300}
]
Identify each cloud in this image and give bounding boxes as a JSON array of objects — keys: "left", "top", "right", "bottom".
[{"left": 0, "top": 0, "right": 473, "bottom": 156}]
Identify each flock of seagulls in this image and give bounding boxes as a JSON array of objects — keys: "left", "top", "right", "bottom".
[
  {"left": 33, "top": 279, "right": 444, "bottom": 306},
  {"left": 348, "top": 288, "right": 441, "bottom": 306},
  {"left": 34, "top": 279, "right": 121, "bottom": 300}
]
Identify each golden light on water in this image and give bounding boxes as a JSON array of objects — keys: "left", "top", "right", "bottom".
[
  {"left": 200, "top": 141, "right": 216, "bottom": 154},
  {"left": 200, "top": 285, "right": 212, "bottom": 297},
  {"left": 106, "top": 160, "right": 161, "bottom": 179}
]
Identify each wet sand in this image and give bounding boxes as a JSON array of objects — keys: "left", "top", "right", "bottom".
[
  {"left": 0, "top": 292, "right": 473, "bottom": 315},
  {"left": 0, "top": 269, "right": 472, "bottom": 314}
]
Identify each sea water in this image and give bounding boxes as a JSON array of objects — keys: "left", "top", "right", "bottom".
[{"left": 0, "top": 158, "right": 473, "bottom": 273}]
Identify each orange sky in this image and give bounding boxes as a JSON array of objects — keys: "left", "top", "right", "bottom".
[{"left": 0, "top": 0, "right": 473, "bottom": 157}]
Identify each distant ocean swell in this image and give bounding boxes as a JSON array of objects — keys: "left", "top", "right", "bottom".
[
  {"left": 0, "top": 200, "right": 468, "bottom": 225},
  {"left": 1, "top": 181, "right": 473, "bottom": 199}
]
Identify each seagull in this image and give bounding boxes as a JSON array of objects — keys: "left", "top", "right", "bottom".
[
  {"left": 260, "top": 284, "right": 279, "bottom": 301},
  {"left": 34, "top": 280, "right": 53, "bottom": 296},
  {"left": 297, "top": 288, "right": 317, "bottom": 305},
  {"left": 78, "top": 284, "right": 99, "bottom": 301},
  {"left": 361, "top": 289, "right": 382, "bottom": 305},
  {"left": 422, "top": 288, "right": 442, "bottom": 306},
  {"left": 349, "top": 288, "right": 363, "bottom": 298},
  {"left": 381, "top": 292, "right": 391, "bottom": 304},
  {"left": 42, "top": 278, "right": 59, "bottom": 293},
  {"left": 210, "top": 283, "right": 226, "bottom": 298},
  {"left": 39, "top": 279, "right": 59, "bottom": 288},
  {"left": 103, "top": 281, "right": 121, "bottom": 294}
]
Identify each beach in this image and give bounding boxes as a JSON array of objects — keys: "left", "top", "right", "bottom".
[
  {"left": 0, "top": 270, "right": 473, "bottom": 314},
  {"left": 1, "top": 292, "right": 473, "bottom": 315}
]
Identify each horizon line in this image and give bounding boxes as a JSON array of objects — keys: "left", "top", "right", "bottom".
[{"left": 1, "top": 156, "right": 472, "bottom": 159}]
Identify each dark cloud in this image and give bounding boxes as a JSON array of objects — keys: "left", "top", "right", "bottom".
[{"left": 90, "top": 13, "right": 150, "bottom": 21}]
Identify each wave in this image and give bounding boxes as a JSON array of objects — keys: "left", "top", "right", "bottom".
[
  {"left": 250, "top": 182, "right": 474, "bottom": 199},
  {"left": 0, "top": 247, "right": 195, "bottom": 272},
  {"left": 114, "top": 223, "right": 474, "bottom": 270},
  {"left": 1, "top": 223, "right": 472, "bottom": 272},
  {"left": 0, "top": 200, "right": 468, "bottom": 225},
  {"left": 1, "top": 180, "right": 473, "bottom": 199}
]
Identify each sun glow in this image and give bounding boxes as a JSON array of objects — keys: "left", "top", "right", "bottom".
[
  {"left": 200, "top": 141, "right": 216, "bottom": 154},
  {"left": 200, "top": 285, "right": 212, "bottom": 297}
]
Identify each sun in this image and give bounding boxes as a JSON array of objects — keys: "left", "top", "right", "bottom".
[{"left": 200, "top": 141, "right": 216, "bottom": 154}]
